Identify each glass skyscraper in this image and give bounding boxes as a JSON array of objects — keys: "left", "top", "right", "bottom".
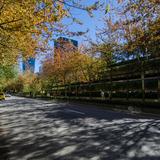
[{"left": 22, "top": 58, "right": 35, "bottom": 73}]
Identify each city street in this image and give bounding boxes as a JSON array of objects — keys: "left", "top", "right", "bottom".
[{"left": 0, "top": 97, "right": 160, "bottom": 160}]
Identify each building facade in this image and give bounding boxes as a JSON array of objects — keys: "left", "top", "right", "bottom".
[
  {"left": 54, "top": 37, "right": 78, "bottom": 67},
  {"left": 22, "top": 58, "right": 35, "bottom": 73},
  {"left": 54, "top": 37, "right": 78, "bottom": 49}
]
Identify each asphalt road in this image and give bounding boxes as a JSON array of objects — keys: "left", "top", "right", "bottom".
[{"left": 0, "top": 96, "right": 160, "bottom": 160}]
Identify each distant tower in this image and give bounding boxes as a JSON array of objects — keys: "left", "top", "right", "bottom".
[
  {"left": 39, "top": 66, "right": 42, "bottom": 73},
  {"left": 54, "top": 37, "right": 78, "bottom": 50},
  {"left": 22, "top": 57, "right": 35, "bottom": 73},
  {"left": 54, "top": 37, "right": 78, "bottom": 67}
]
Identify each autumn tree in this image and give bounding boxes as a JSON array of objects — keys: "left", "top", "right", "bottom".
[
  {"left": 5, "top": 75, "right": 24, "bottom": 93},
  {"left": 0, "top": 0, "right": 101, "bottom": 66},
  {"left": 121, "top": 0, "right": 160, "bottom": 57},
  {"left": 0, "top": 65, "right": 18, "bottom": 91},
  {"left": 95, "top": 0, "right": 160, "bottom": 60},
  {"left": 41, "top": 45, "right": 106, "bottom": 88}
]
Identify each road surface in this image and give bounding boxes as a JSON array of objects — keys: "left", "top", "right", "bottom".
[{"left": 0, "top": 96, "right": 160, "bottom": 160}]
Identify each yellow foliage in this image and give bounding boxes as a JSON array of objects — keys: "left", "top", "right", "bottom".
[
  {"left": 0, "top": 0, "right": 66, "bottom": 65},
  {"left": 41, "top": 48, "right": 106, "bottom": 85}
]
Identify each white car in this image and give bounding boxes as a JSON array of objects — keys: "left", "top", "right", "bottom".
[{"left": 5, "top": 94, "right": 11, "bottom": 97}]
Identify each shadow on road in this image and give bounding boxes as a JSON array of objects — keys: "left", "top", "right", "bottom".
[
  {"left": 0, "top": 97, "right": 160, "bottom": 160},
  {"left": 0, "top": 126, "right": 10, "bottom": 160}
]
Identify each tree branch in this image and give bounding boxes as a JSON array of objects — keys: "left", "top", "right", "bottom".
[{"left": 0, "top": 19, "right": 22, "bottom": 27}]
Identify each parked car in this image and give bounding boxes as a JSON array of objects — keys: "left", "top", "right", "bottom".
[
  {"left": 5, "top": 93, "right": 11, "bottom": 97},
  {"left": 0, "top": 92, "right": 5, "bottom": 100}
]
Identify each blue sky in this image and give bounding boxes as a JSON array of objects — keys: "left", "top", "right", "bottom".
[{"left": 34, "top": 0, "right": 110, "bottom": 72}]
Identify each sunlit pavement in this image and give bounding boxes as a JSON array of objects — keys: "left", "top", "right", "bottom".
[{"left": 0, "top": 97, "right": 160, "bottom": 160}]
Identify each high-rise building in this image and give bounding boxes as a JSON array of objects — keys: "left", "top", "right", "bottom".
[
  {"left": 54, "top": 37, "right": 78, "bottom": 49},
  {"left": 22, "top": 57, "right": 35, "bottom": 73},
  {"left": 54, "top": 37, "right": 78, "bottom": 67}
]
